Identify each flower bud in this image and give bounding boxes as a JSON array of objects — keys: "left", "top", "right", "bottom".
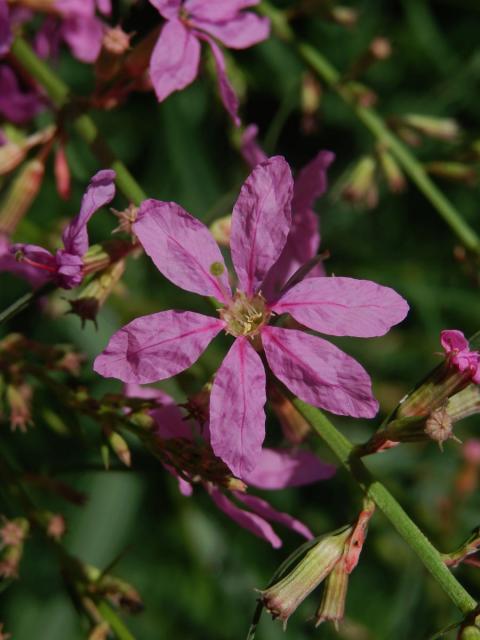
[
  {"left": 328, "top": 6, "right": 358, "bottom": 27},
  {"left": 0, "top": 158, "right": 45, "bottom": 235},
  {"left": 0, "top": 518, "right": 29, "bottom": 579},
  {"left": 68, "top": 259, "right": 126, "bottom": 327},
  {"left": 401, "top": 114, "right": 460, "bottom": 141},
  {"left": 6, "top": 383, "right": 32, "bottom": 432},
  {"left": 54, "top": 143, "right": 71, "bottom": 200},
  {"left": 377, "top": 147, "right": 406, "bottom": 193},
  {"left": 209, "top": 215, "right": 232, "bottom": 247},
  {"left": 46, "top": 513, "right": 66, "bottom": 541},
  {"left": 342, "top": 156, "right": 378, "bottom": 209},
  {"left": 260, "top": 527, "right": 352, "bottom": 627},
  {"left": 104, "top": 427, "right": 131, "bottom": 467},
  {"left": 96, "top": 27, "right": 132, "bottom": 83},
  {"left": 425, "top": 162, "right": 477, "bottom": 186},
  {"left": 315, "top": 556, "right": 349, "bottom": 628},
  {"left": 300, "top": 72, "right": 322, "bottom": 134},
  {"left": 0, "top": 518, "right": 28, "bottom": 547},
  {"left": 459, "top": 626, "right": 480, "bottom": 639}
]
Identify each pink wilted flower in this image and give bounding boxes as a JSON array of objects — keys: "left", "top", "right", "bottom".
[
  {"left": 241, "top": 124, "right": 334, "bottom": 298},
  {"left": 125, "top": 383, "right": 335, "bottom": 548},
  {"left": 35, "top": 0, "right": 111, "bottom": 64},
  {"left": 12, "top": 170, "right": 116, "bottom": 289},
  {"left": 148, "top": 0, "right": 270, "bottom": 125},
  {"left": 95, "top": 156, "right": 409, "bottom": 476},
  {"left": 441, "top": 330, "right": 480, "bottom": 382}
]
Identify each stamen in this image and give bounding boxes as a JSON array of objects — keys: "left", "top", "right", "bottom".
[{"left": 15, "top": 252, "right": 57, "bottom": 273}]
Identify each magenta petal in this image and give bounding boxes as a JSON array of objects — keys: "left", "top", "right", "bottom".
[
  {"left": 134, "top": 199, "right": 231, "bottom": 303},
  {"left": 0, "top": 236, "right": 50, "bottom": 287},
  {"left": 62, "top": 170, "right": 116, "bottom": 257},
  {"left": 148, "top": 0, "right": 180, "bottom": 19},
  {"left": 191, "top": 12, "right": 270, "bottom": 49},
  {"left": 262, "top": 326, "right": 379, "bottom": 418},
  {"left": 149, "top": 19, "right": 200, "bottom": 102},
  {"left": 210, "top": 337, "right": 266, "bottom": 477},
  {"left": 441, "top": 329, "right": 469, "bottom": 354},
  {"left": 186, "top": 0, "right": 259, "bottom": 22},
  {"left": 242, "top": 448, "right": 335, "bottom": 489},
  {"left": 272, "top": 277, "right": 409, "bottom": 338},
  {"left": 234, "top": 492, "right": 313, "bottom": 540},
  {"left": 209, "top": 487, "right": 281, "bottom": 548},
  {"left": 61, "top": 15, "right": 104, "bottom": 63},
  {"left": 0, "top": 0, "right": 12, "bottom": 56},
  {"left": 230, "top": 156, "right": 294, "bottom": 296},
  {"left": 94, "top": 311, "right": 224, "bottom": 384},
  {"left": 240, "top": 124, "right": 268, "bottom": 169},
  {"left": 292, "top": 150, "right": 334, "bottom": 220},
  {"left": 199, "top": 34, "right": 240, "bottom": 126},
  {"left": 96, "top": 0, "right": 111, "bottom": 15}
]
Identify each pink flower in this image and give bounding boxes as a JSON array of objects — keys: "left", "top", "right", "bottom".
[
  {"left": 241, "top": 124, "right": 334, "bottom": 298},
  {"left": 95, "top": 156, "right": 409, "bottom": 476},
  {"left": 441, "top": 329, "right": 480, "bottom": 383},
  {"left": 12, "top": 170, "right": 116, "bottom": 289},
  {"left": 125, "top": 382, "right": 335, "bottom": 548},
  {"left": 0, "top": 65, "right": 45, "bottom": 124},
  {"left": 148, "top": 0, "right": 270, "bottom": 125},
  {"left": 35, "top": 0, "right": 111, "bottom": 64}
]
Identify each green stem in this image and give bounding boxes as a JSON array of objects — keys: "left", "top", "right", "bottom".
[
  {"left": 293, "top": 399, "right": 477, "bottom": 615},
  {"left": 260, "top": 2, "right": 480, "bottom": 254},
  {"left": 97, "top": 602, "right": 136, "bottom": 640},
  {"left": 10, "top": 38, "right": 146, "bottom": 206},
  {"left": 0, "top": 281, "right": 56, "bottom": 325}
]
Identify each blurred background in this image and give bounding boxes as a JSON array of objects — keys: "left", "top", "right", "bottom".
[{"left": 2, "top": 0, "right": 480, "bottom": 638}]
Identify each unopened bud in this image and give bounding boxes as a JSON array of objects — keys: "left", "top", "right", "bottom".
[
  {"left": 328, "top": 6, "right": 358, "bottom": 27},
  {"left": 459, "top": 626, "right": 480, "bottom": 639},
  {"left": 6, "top": 383, "right": 32, "bottom": 432},
  {"left": 46, "top": 513, "right": 66, "bottom": 541},
  {"left": 369, "top": 37, "right": 392, "bottom": 60},
  {"left": 69, "top": 259, "right": 126, "bottom": 327},
  {"left": 342, "top": 156, "right": 378, "bottom": 209},
  {"left": 315, "top": 557, "right": 349, "bottom": 628},
  {"left": 401, "top": 114, "right": 460, "bottom": 141},
  {"left": 260, "top": 527, "right": 352, "bottom": 627},
  {"left": 377, "top": 147, "right": 406, "bottom": 193},
  {"left": 0, "top": 159, "right": 45, "bottom": 235},
  {"left": 300, "top": 72, "right": 322, "bottom": 134},
  {"left": 91, "top": 571, "right": 144, "bottom": 614},
  {"left": 105, "top": 427, "right": 131, "bottom": 467},
  {"left": 0, "top": 518, "right": 28, "bottom": 547},
  {"left": 96, "top": 27, "right": 132, "bottom": 82},
  {"left": 54, "top": 143, "right": 71, "bottom": 200},
  {"left": 425, "top": 162, "right": 477, "bottom": 186},
  {"left": 209, "top": 215, "right": 232, "bottom": 247}
]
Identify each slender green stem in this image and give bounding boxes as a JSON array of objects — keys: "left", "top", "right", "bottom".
[
  {"left": 10, "top": 38, "right": 146, "bottom": 206},
  {"left": 0, "top": 282, "right": 56, "bottom": 325},
  {"left": 260, "top": 2, "right": 480, "bottom": 254},
  {"left": 97, "top": 602, "right": 136, "bottom": 640},
  {"left": 293, "top": 399, "right": 477, "bottom": 615}
]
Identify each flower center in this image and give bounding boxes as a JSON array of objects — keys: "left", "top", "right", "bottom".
[{"left": 220, "top": 292, "right": 270, "bottom": 338}]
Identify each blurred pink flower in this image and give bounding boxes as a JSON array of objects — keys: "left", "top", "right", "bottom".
[
  {"left": 148, "top": 0, "right": 270, "bottom": 125},
  {"left": 35, "top": 0, "right": 111, "bottom": 64},
  {"left": 0, "top": 65, "right": 45, "bottom": 124},
  {"left": 241, "top": 124, "right": 334, "bottom": 298},
  {"left": 125, "top": 382, "right": 335, "bottom": 548},
  {"left": 0, "top": 0, "right": 12, "bottom": 56},
  {"left": 12, "top": 170, "right": 116, "bottom": 289},
  {"left": 95, "top": 156, "right": 409, "bottom": 476}
]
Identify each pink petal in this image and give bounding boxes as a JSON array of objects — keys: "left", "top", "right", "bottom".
[
  {"left": 94, "top": 311, "right": 224, "bottom": 384},
  {"left": 262, "top": 326, "right": 379, "bottom": 418},
  {"left": 190, "top": 12, "right": 270, "bottom": 49},
  {"left": 230, "top": 156, "right": 293, "bottom": 296},
  {"left": 148, "top": 0, "right": 180, "bottom": 19},
  {"left": 272, "top": 277, "right": 409, "bottom": 337},
  {"left": 210, "top": 337, "right": 266, "bottom": 477},
  {"left": 124, "top": 383, "right": 192, "bottom": 440},
  {"left": 209, "top": 486, "right": 281, "bottom": 548},
  {"left": 0, "top": 236, "right": 51, "bottom": 287},
  {"left": 62, "top": 170, "right": 116, "bottom": 257},
  {"left": 292, "top": 150, "right": 334, "bottom": 219},
  {"left": 0, "top": 0, "right": 12, "bottom": 56},
  {"left": 199, "top": 34, "right": 240, "bottom": 126},
  {"left": 149, "top": 19, "right": 200, "bottom": 102},
  {"left": 240, "top": 124, "right": 268, "bottom": 168},
  {"left": 61, "top": 14, "right": 104, "bottom": 63},
  {"left": 234, "top": 492, "right": 313, "bottom": 540},
  {"left": 134, "top": 199, "right": 231, "bottom": 303},
  {"left": 185, "top": 0, "right": 259, "bottom": 22},
  {"left": 96, "top": 0, "right": 111, "bottom": 15},
  {"left": 242, "top": 448, "right": 335, "bottom": 489},
  {"left": 441, "top": 329, "right": 469, "bottom": 354}
]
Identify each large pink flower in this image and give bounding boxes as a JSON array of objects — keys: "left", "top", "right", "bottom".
[
  {"left": 125, "top": 383, "right": 335, "bottom": 548},
  {"left": 94, "top": 157, "right": 409, "bottom": 476},
  {"left": 148, "top": 0, "right": 270, "bottom": 125}
]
